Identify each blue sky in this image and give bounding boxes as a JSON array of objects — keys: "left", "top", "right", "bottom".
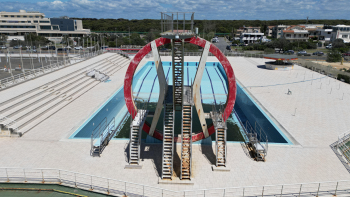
[{"left": 1, "top": 0, "right": 349, "bottom": 20}]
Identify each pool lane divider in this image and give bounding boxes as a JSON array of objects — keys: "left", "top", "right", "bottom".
[
  {"left": 205, "top": 67, "right": 217, "bottom": 105},
  {"left": 214, "top": 67, "right": 227, "bottom": 94},
  {"left": 135, "top": 67, "right": 152, "bottom": 101}
]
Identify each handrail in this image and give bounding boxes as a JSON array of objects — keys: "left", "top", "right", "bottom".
[
  {"left": 231, "top": 109, "right": 249, "bottom": 142},
  {"left": 0, "top": 51, "right": 101, "bottom": 89},
  {"left": 1, "top": 167, "right": 350, "bottom": 197}
]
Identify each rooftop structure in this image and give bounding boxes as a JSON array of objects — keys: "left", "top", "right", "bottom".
[{"left": 160, "top": 12, "right": 195, "bottom": 39}]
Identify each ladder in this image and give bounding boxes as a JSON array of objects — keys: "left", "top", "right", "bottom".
[
  {"left": 216, "top": 126, "right": 227, "bottom": 167},
  {"left": 172, "top": 39, "right": 184, "bottom": 111},
  {"left": 162, "top": 103, "right": 174, "bottom": 179},
  {"left": 181, "top": 105, "right": 192, "bottom": 180},
  {"left": 129, "top": 110, "right": 148, "bottom": 165}
]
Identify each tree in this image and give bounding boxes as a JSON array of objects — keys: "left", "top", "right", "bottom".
[
  {"left": 0, "top": 34, "right": 8, "bottom": 45},
  {"left": 327, "top": 48, "right": 342, "bottom": 62}
]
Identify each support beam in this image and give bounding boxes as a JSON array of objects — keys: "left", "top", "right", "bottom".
[
  {"left": 192, "top": 41, "right": 210, "bottom": 138},
  {"left": 149, "top": 41, "right": 168, "bottom": 136}
]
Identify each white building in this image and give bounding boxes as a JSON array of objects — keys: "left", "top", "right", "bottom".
[
  {"left": 316, "top": 28, "right": 332, "bottom": 43},
  {"left": 282, "top": 25, "right": 309, "bottom": 42},
  {"left": 0, "top": 10, "right": 90, "bottom": 42},
  {"left": 240, "top": 33, "right": 264, "bottom": 44},
  {"left": 331, "top": 25, "right": 350, "bottom": 43},
  {"left": 272, "top": 25, "right": 290, "bottom": 39}
]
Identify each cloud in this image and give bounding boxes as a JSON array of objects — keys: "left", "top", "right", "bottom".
[{"left": 1, "top": 0, "right": 349, "bottom": 20}]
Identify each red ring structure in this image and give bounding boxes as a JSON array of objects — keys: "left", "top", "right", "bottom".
[{"left": 124, "top": 36, "right": 236, "bottom": 142}]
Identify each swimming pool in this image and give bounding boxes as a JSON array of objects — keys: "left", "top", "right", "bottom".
[{"left": 70, "top": 61, "right": 291, "bottom": 144}]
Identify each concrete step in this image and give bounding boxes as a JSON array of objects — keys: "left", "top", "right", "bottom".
[{"left": 16, "top": 80, "right": 101, "bottom": 134}]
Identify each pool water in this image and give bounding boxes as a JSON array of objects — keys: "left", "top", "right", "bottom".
[{"left": 70, "top": 61, "right": 290, "bottom": 144}]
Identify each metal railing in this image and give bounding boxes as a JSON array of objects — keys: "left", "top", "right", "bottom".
[
  {"left": 231, "top": 109, "right": 249, "bottom": 142},
  {"left": 1, "top": 167, "right": 350, "bottom": 197},
  {"left": 0, "top": 50, "right": 103, "bottom": 90}
]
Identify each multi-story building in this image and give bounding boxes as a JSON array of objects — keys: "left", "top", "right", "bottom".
[
  {"left": 265, "top": 26, "right": 274, "bottom": 37},
  {"left": 272, "top": 25, "right": 290, "bottom": 39},
  {"left": 316, "top": 26, "right": 333, "bottom": 44},
  {"left": 331, "top": 25, "right": 350, "bottom": 43},
  {"left": 240, "top": 33, "right": 264, "bottom": 44},
  {"left": 282, "top": 25, "right": 309, "bottom": 42},
  {"left": 0, "top": 10, "right": 90, "bottom": 42}
]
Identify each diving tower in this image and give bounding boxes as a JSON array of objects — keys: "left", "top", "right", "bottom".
[{"left": 123, "top": 12, "right": 237, "bottom": 181}]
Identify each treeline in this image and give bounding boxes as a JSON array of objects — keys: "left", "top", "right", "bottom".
[{"left": 72, "top": 18, "right": 350, "bottom": 33}]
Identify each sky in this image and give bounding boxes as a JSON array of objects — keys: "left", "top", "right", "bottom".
[{"left": 1, "top": 0, "right": 350, "bottom": 20}]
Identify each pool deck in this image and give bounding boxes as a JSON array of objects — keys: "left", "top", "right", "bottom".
[{"left": 1, "top": 53, "right": 350, "bottom": 192}]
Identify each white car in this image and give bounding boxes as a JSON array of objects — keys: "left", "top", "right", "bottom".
[
  {"left": 74, "top": 46, "right": 83, "bottom": 50},
  {"left": 0, "top": 46, "right": 7, "bottom": 49}
]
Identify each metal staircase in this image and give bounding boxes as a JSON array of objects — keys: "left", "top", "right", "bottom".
[
  {"left": 162, "top": 103, "right": 175, "bottom": 179},
  {"left": 216, "top": 126, "right": 227, "bottom": 167},
  {"left": 129, "top": 109, "right": 148, "bottom": 166},
  {"left": 172, "top": 39, "right": 184, "bottom": 111},
  {"left": 211, "top": 106, "right": 227, "bottom": 167},
  {"left": 180, "top": 105, "right": 192, "bottom": 180}
]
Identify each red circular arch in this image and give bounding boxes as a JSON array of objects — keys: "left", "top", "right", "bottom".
[{"left": 124, "top": 36, "right": 236, "bottom": 142}]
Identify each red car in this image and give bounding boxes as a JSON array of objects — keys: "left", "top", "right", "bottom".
[{"left": 343, "top": 52, "right": 350, "bottom": 56}]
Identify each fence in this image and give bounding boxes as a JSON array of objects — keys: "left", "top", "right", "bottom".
[
  {"left": 1, "top": 167, "right": 350, "bottom": 197},
  {"left": 0, "top": 51, "right": 102, "bottom": 89}
]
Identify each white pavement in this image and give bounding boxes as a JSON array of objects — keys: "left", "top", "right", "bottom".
[{"left": 0, "top": 54, "right": 350, "bottom": 193}]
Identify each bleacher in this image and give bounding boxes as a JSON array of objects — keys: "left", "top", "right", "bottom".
[{"left": 0, "top": 53, "right": 130, "bottom": 136}]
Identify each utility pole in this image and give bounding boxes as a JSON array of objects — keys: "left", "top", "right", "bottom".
[{"left": 129, "top": 27, "right": 131, "bottom": 45}]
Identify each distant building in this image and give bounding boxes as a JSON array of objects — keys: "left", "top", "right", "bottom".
[
  {"left": 272, "top": 25, "right": 290, "bottom": 39},
  {"left": 331, "top": 25, "right": 350, "bottom": 43},
  {"left": 316, "top": 26, "right": 333, "bottom": 44},
  {"left": 282, "top": 25, "right": 309, "bottom": 42},
  {"left": 240, "top": 33, "right": 264, "bottom": 44},
  {"left": 0, "top": 10, "right": 90, "bottom": 42},
  {"left": 265, "top": 26, "right": 274, "bottom": 37}
]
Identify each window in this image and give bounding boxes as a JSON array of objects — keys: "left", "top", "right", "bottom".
[
  {"left": 52, "top": 26, "right": 59, "bottom": 30},
  {"left": 4, "top": 15, "right": 8, "bottom": 17},
  {"left": 21, "top": 21, "right": 25, "bottom": 23},
  {"left": 27, "top": 21, "right": 31, "bottom": 23},
  {"left": 34, "top": 20, "right": 38, "bottom": 23},
  {"left": 35, "top": 16, "right": 39, "bottom": 18},
  {"left": 40, "top": 25, "right": 51, "bottom": 30},
  {"left": 286, "top": 34, "right": 291, "bottom": 37},
  {"left": 328, "top": 32, "right": 331, "bottom": 34},
  {"left": 23, "top": 16, "right": 27, "bottom": 18},
  {"left": 40, "top": 21, "right": 50, "bottom": 23},
  {"left": 11, "top": 15, "right": 14, "bottom": 18},
  {"left": 29, "top": 16, "right": 33, "bottom": 18},
  {"left": 342, "top": 35, "right": 348, "bottom": 38},
  {"left": 17, "top": 15, "right": 20, "bottom": 18}
]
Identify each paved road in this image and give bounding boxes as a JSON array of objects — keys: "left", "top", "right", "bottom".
[{"left": 212, "top": 37, "right": 229, "bottom": 52}]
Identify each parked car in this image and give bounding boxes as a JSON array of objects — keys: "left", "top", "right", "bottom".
[
  {"left": 0, "top": 46, "right": 7, "bottom": 49},
  {"left": 231, "top": 43, "right": 238, "bottom": 46},
  {"left": 74, "top": 46, "right": 83, "bottom": 50},
  {"left": 342, "top": 52, "right": 350, "bottom": 56},
  {"left": 326, "top": 44, "right": 332, "bottom": 49},
  {"left": 13, "top": 46, "right": 21, "bottom": 49},
  {"left": 297, "top": 51, "right": 308, "bottom": 56},
  {"left": 313, "top": 51, "right": 324, "bottom": 56},
  {"left": 226, "top": 45, "right": 231, "bottom": 50},
  {"left": 283, "top": 50, "right": 294, "bottom": 54},
  {"left": 48, "top": 46, "right": 56, "bottom": 50}
]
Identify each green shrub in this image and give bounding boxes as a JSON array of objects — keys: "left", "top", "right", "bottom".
[
  {"left": 327, "top": 49, "right": 342, "bottom": 62},
  {"left": 337, "top": 74, "right": 350, "bottom": 83}
]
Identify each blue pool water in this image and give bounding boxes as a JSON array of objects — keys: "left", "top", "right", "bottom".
[{"left": 70, "top": 61, "right": 291, "bottom": 144}]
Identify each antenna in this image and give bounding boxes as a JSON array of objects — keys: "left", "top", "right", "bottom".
[{"left": 306, "top": 16, "right": 309, "bottom": 24}]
